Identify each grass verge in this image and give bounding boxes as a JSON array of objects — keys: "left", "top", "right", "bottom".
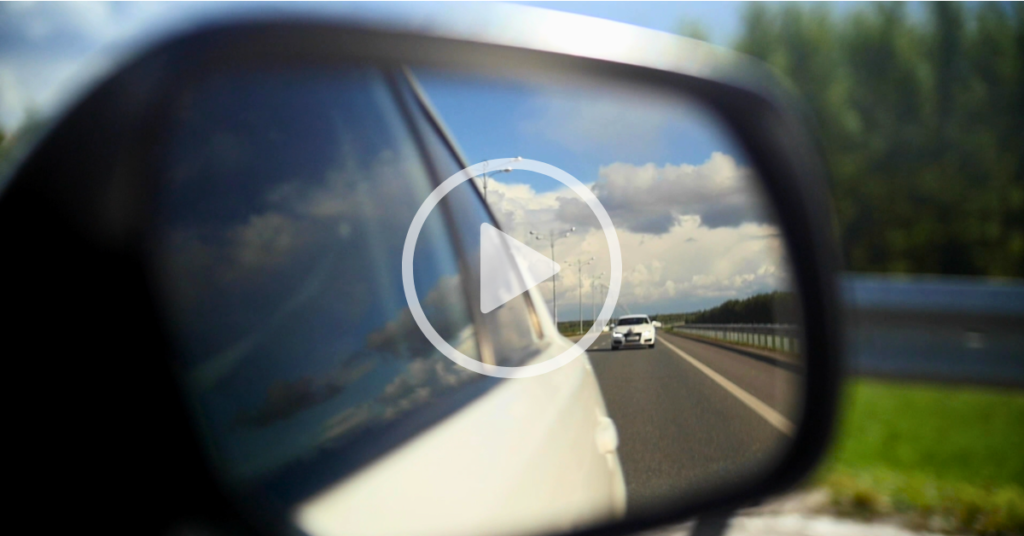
[{"left": 812, "top": 378, "right": 1024, "bottom": 534}]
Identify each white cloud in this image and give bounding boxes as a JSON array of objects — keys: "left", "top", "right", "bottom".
[
  {"left": 474, "top": 178, "right": 566, "bottom": 236},
  {"left": 227, "top": 212, "right": 304, "bottom": 272},
  {"left": 558, "top": 152, "right": 769, "bottom": 234},
  {"left": 548, "top": 219, "right": 791, "bottom": 316},
  {"left": 484, "top": 154, "right": 792, "bottom": 317}
]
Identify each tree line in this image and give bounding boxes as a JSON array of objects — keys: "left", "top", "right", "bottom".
[
  {"left": 724, "top": 3, "right": 1024, "bottom": 277},
  {"left": 653, "top": 291, "right": 799, "bottom": 325}
]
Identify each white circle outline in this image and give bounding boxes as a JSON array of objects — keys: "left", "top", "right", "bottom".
[{"left": 402, "top": 159, "right": 622, "bottom": 379}]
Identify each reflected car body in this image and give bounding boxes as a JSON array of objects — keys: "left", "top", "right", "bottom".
[
  {"left": 611, "top": 315, "right": 657, "bottom": 349},
  {"left": 298, "top": 327, "right": 628, "bottom": 536}
]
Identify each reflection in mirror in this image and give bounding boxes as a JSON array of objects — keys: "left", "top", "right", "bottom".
[
  {"left": 153, "top": 65, "right": 803, "bottom": 536},
  {"left": 155, "top": 68, "right": 490, "bottom": 492},
  {"left": 409, "top": 68, "right": 804, "bottom": 518}
]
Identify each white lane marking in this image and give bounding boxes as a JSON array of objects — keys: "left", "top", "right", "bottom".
[{"left": 661, "top": 338, "right": 795, "bottom": 436}]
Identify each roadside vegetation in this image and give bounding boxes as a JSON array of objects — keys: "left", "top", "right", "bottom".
[
  {"left": 557, "top": 290, "right": 798, "bottom": 335},
  {"left": 655, "top": 291, "right": 799, "bottom": 325},
  {"left": 557, "top": 320, "right": 596, "bottom": 337},
  {"left": 813, "top": 379, "right": 1024, "bottom": 535},
  {"left": 732, "top": 3, "right": 1024, "bottom": 278}
]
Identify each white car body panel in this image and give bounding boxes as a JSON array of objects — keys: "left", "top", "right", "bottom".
[{"left": 296, "top": 286, "right": 627, "bottom": 536}]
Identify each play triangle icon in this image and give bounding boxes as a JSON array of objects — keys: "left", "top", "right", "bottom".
[{"left": 480, "top": 223, "right": 560, "bottom": 314}]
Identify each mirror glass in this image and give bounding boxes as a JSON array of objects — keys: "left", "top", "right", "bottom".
[{"left": 153, "top": 63, "right": 803, "bottom": 536}]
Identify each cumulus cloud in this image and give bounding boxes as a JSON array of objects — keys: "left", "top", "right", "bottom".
[
  {"left": 482, "top": 154, "right": 792, "bottom": 317},
  {"left": 472, "top": 178, "right": 563, "bottom": 233},
  {"left": 550, "top": 218, "right": 791, "bottom": 316},
  {"left": 557, "top": 152, "right": 769, "bottom": 235},
  {"left": 367, "top": 275, "right": 476, "bottom": 360},
  {"left": 226, "top": 212, "right": 305, "bottom": 271},
  {"left": 167, "top": 141, "right": 454, "bottom": 391}
]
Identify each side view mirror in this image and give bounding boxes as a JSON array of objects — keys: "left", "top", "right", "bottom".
[
  {"left": 652, "top": 321, "right": 663, "bottom": 328},
  {"left": 1, "top": 6, "right": 842, "bottom": 536}
]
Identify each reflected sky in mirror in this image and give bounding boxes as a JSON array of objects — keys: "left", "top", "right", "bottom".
[{"left": 416, "top": 70, "right": 791, "bottom": 317}]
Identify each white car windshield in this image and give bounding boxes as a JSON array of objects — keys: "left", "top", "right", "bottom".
[{"left": 617, "top": 318, "right": 649, "bottom": 326}]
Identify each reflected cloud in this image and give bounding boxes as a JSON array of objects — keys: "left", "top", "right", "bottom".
[
  {"left": 482, "top": 152, "right": 788, "bottom": 314},
  {"left": 367, "top": 276, "right": 473, "bottom": 359},
  {"left": 559, "top": 152, "right": 766, "bottom": 234},
  {"left": 239, "top": 360, "right": 376, "bottom": 427}
]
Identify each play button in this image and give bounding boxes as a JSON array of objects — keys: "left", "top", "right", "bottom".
[
  {"left": 402, "top": 158, "right": 620, "bottom": 378},
  {"left": 480, "top": 223, "right": 560, "bottom": 314}
]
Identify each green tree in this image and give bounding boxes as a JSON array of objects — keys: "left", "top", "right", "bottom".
[
  {"left": 728, "top": 3, "right": 1024, "bottom": 277},
  {"left": 681, "top": 292, "right": 799, "bottom": 325}
]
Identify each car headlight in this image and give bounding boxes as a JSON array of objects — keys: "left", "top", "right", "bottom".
[{"left": 612, "top": 333, "right": 624, "bottom": 338}]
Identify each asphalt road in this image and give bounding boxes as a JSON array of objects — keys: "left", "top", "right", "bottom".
[{"left": 585, "top": 330, "right": 803, "bottom": 516}]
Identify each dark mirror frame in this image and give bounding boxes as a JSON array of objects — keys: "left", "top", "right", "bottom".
[{"left": 0, "top": 14, "right": 843, "bottom": 536}]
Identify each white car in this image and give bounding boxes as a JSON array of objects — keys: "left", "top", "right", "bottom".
[{"left": 611, "top": 315, "right": 657, "bottom": 350}]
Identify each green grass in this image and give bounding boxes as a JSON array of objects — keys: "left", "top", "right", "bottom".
[{"left": 813, "top": 379, "right": 1024, "bottom": 534}]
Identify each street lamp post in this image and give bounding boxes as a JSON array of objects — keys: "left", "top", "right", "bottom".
[
  {"left": 481, "top": 156, "right": 522, "bottom": 204},
  {"left": 482, "top": 168, "right": 511, "bottom": 204},
  {"left": 528, "top": 226, "right": 575, "bottom": 327},
  {"left": 591, "top": 271, "right": 605, "bottom": 328},
  {"left": 567, "top": 257, "right": 594, "bottom": 334}
]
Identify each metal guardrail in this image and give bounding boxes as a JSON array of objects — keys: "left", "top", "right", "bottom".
[
  {"left": 670, "top": 324, "right": 800, "bottom": 354},
  {"left": 840, "top": 273, "right": 1024, "bottom": 387},
  {"left": 662, "top": 274, "right": 1024, "bottom": 387}
]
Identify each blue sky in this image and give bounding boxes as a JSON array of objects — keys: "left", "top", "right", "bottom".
[
  {"left": 415, "top": 69, "right": 744, "bottom": 194},
  {"left": 411, "top": 65, "right": 789, "bottom": 318},
  {"left": 516, "top": 1, "right": 747, "bottom": 44}
]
